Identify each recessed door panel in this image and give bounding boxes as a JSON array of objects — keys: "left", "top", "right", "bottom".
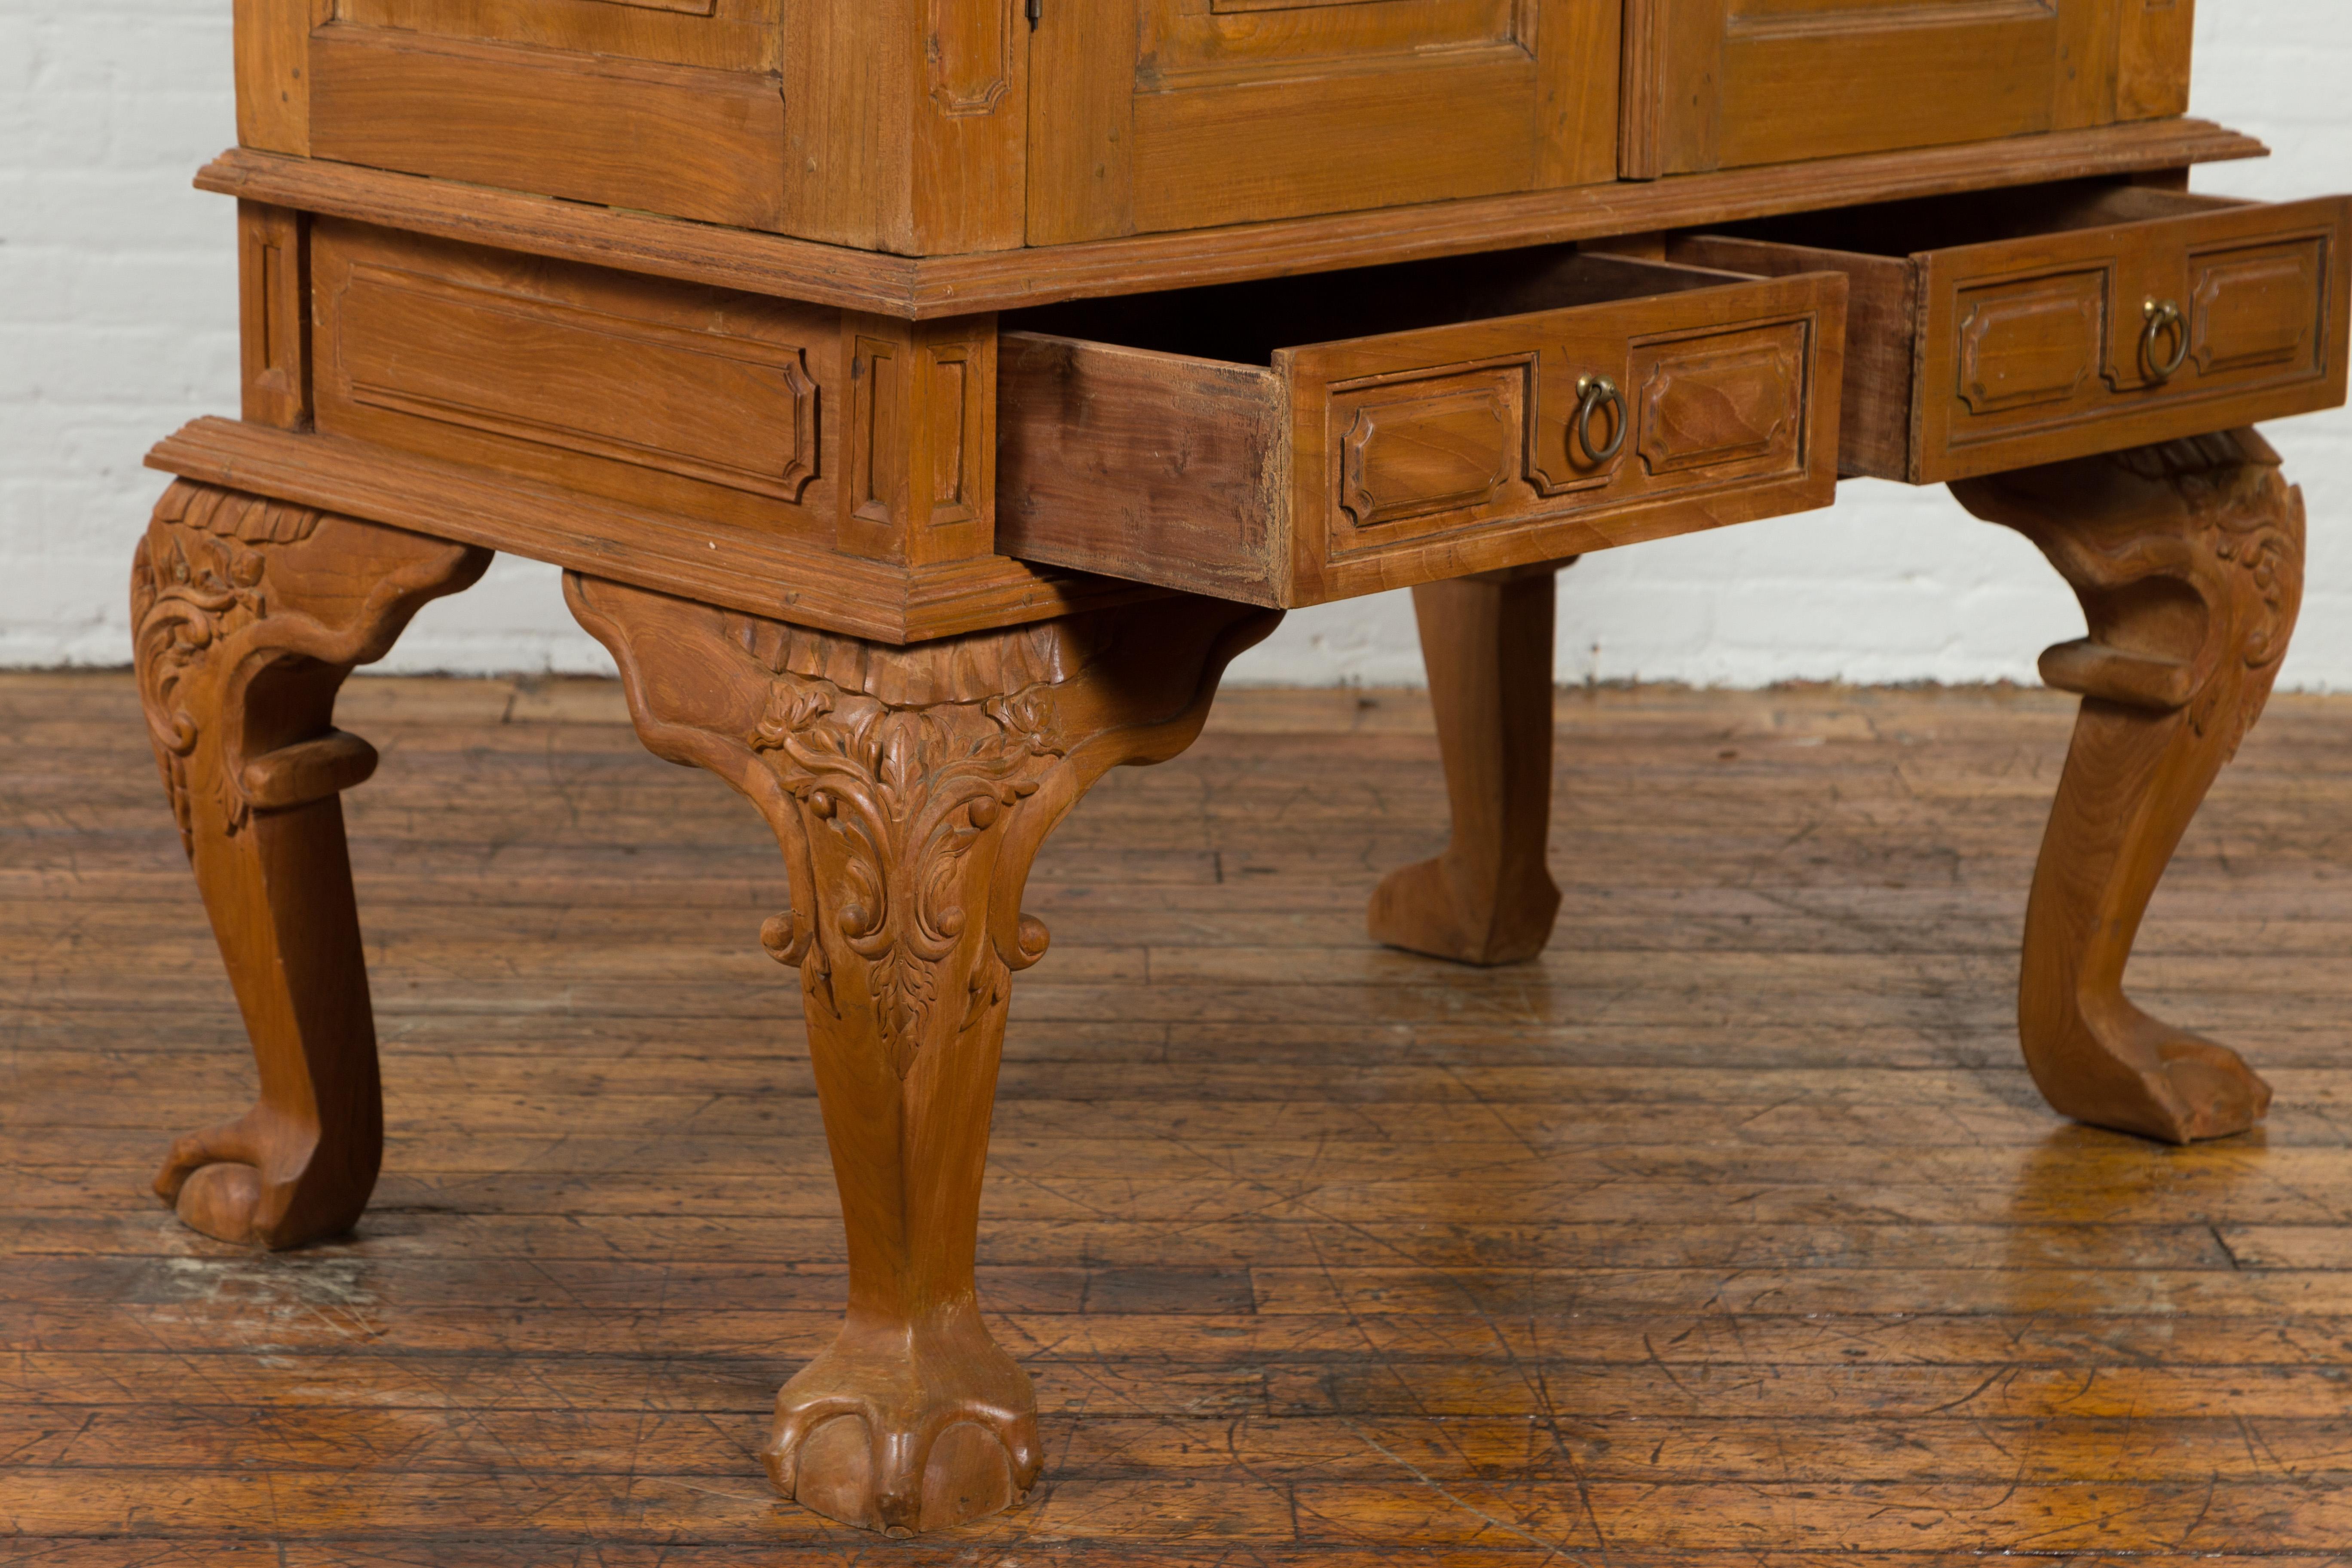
[
  {"left": 329, "top": 0, "right": 776, "bottom": 70},
  {"left": 1622, "top": 0, "right": 2194, "bottom": 177},
  {"left": 1029, "top": 0, "right": 1620, "bottom": 243}
]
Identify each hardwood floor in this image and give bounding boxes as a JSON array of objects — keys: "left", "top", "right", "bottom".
[{"left": 5, "top": 670, "right": 2351, "bottom": 1564}]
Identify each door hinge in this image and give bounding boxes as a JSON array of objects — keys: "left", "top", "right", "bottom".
[{"left": 1026, "top": 0, "right": 1042, "bottom": 29}]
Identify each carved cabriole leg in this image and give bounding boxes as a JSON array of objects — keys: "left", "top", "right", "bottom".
[
  {"left": 1951, "top": 429, "right": 2303, "bottom": 1144},
  {"left": 1369, "top": 559, "right": 1576, "bottom": 966},
  {"left": 134, "top": 481, "right": 491, "bottom": 1245},
  {"left": 565, "top": 575, "right": 1277, "bottom": 1535}
]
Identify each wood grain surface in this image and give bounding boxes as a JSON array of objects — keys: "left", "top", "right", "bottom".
[{"left": 9, "top": 671, "right": 2352, "bottom": 1558}]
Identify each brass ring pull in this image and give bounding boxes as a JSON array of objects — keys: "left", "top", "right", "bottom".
[
  {"left": 2141, "top": 297, "right": 2189, "bottom": 382},
  {"left": 1575, "top": 374, "right": 1625, "bottom": 463}
]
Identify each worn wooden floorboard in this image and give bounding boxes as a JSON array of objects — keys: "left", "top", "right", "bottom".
[{"left": 6, "top": 672, "right": 2351, "bottom": 1561}]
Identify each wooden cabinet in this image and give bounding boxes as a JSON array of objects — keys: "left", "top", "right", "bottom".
[
  {"left": 1677, "top": 182, "right": 2352, "bottom": 481},
  {"left": 251, "top": 0, "right": 2210, "bottom": 250},
  {"left": 1026, "top": 0, "right": 1620, "bottom": 243},
  {"left": 144, "top": 0, "right": 2352, "bottom": 1542},
  {"left": 273, "top": 0, "right": 1621, "bottom": 251},
  {"left": 1622, "top": 0, "right": 2196, "bottom": 178},
  {"left": 995, "top": 248, "right": 1844, "bottom": 603},
  {"left": 251, "top": 0, "right": 1031, "bottom": 252}
]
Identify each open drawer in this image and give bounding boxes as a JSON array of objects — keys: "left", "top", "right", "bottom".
[
  {"left": 1676, "top": 183, "right": 2352, "bottom": 485},
  {"left": 995, "top": 250, "right": 1846, "bottom": 608}
]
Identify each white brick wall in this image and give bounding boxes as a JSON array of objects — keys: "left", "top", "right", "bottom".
[{"left": 5, "top": 3, "right": 2347, "bottom": 684}]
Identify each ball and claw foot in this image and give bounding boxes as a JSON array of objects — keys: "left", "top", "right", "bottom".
[{"left": 762, "top": 1312, "right": 1044, "bottom": 1535}]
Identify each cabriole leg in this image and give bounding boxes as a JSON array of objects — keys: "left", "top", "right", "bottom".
[
  {"left": 1370, "top": 560, "right": 1575, "bottom": 966},
  {"left": 133, "top": 481, "right": 491, "bottom": 1246},
  {"left": 567, "top": 576, "right": 1277, "bottom": 1534},
  {"left": 1951, "top": 430, "right": 2304, "bottom": 1143}
]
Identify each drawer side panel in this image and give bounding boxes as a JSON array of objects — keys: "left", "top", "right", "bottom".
[{"left": 995, "top": 334, "right": 1289, "bottom": 605}]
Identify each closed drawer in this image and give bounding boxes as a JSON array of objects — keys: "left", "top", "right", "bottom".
[
  {"left": 1676, "top": 183, "right": 2352, "bottom": 484},
  {"left": 996, "top": 249, "right": 1846, "bottom": 607}
]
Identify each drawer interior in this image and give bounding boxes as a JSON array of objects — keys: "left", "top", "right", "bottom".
[
  {"left": 1702, "top": 180, "right": 2250, "bottom": 258},
  {"left": 1003, "top": 248, "right": 1749, "bottom": 366}
]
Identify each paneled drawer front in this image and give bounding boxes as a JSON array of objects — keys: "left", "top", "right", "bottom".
[
  {"left": 312, "top": 220, "right": 840, "bottom": 540},
  {"left": 1920, "top": 199, "right": 2346, "bottom": 478},
  {"left": 997, "top": 251, "right": 1846, "bottom": 607},
  {"left": 1679, "top": 187, "right": 2352, "bottom": 484}
]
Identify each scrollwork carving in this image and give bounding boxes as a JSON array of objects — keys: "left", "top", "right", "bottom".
[
  {"left": 1950, "top": 428, "right": 2303, "bottom": 1144},
  {"left": 130, "top": 480, "right": 490, "bottom": 1249},
  {"left": 566, "top": 573, "right": 1277, "bottom": 1533},
  {"left": 131, "top": 486, "right": 327, "bottom": 846},
  {"left": 745, "top": 665, "right": 1071, "bottom": 1078}
]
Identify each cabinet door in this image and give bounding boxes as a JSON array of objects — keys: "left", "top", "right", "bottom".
[
  {"left": 328, "top": 0, "right": 779, "bottom": 70},
  {"left": 1622, "top": 0, "right": 2195, "bottom": 178},
  {"left": 1028, "top": 0, "right": 1620, "bottom": 244},
  {"left": 304, "top": 0, "right": 788, "bottom": 231}
]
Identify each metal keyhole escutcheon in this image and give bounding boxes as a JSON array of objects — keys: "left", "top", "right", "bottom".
[
  {"left": 2141, "top": 297, "right": 2190, "bottom": 382},
  {"left": 1575, "top": 374, "right": 1626, "bottom": 463}
]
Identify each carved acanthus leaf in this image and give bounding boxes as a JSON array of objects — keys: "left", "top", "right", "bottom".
[
  {"left": 130, "top": 487, "right": 328, "bottom": 847},
  {"left": 748, "top": 665, "right": 1071, "bottom": 1079}
]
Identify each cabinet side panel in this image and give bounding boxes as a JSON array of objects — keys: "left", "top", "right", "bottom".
[
  {"left": 310, "top": 28, "right": 786, "bottom": 231},
  {"left": 996, "top": 334, "right": 1286, "bottom": 605},
  {"left": 1629, "top": 0, "right": 1725, "bottom": 176},
  {"left": 914, "top": 0, "right": 1029, "bottom": 253},
  {"left": 1534, "top": 0, "right": 1623, "bottom": 190},
  {"left": 780, "top": 0, "right": 1023, "bottom": 254},
  {"left": 2054, "top": 0, "right": 2123, "bottom": 129},
  {"left": 236, "top": 0, "right": 321, "bottom": 153},
  {"left": 1025, "top": 4, "right": 1141, "bottom": 244},
  {"left": 2116, "top": 0, "right": 2194, "bottom": 121},
  {"left": 781, "top": 0, "right": 916, "bottom": 251}
]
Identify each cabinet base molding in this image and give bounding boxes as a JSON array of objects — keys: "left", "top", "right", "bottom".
[
  {"left": 193, "top": 118, "right": 2264, "bottom": 319},
  {"left": 145, "top": 417, "right": 1152, "bottom": 646}
]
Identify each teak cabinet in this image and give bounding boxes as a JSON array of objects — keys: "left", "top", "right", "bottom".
[
  {"left": 134, "top": 0, "right": 2349, "bottom": 1542},
  {"left": 242, "top": 0, "right": 2193, "bottom": 251}
]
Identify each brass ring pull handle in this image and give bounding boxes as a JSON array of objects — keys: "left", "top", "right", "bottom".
[
  {"left": 2141, "top": 297, "right": 2190, "bottom": 382},
  {"left": 1575, "top": 374, "right": 1626, "bottom": 463}
]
